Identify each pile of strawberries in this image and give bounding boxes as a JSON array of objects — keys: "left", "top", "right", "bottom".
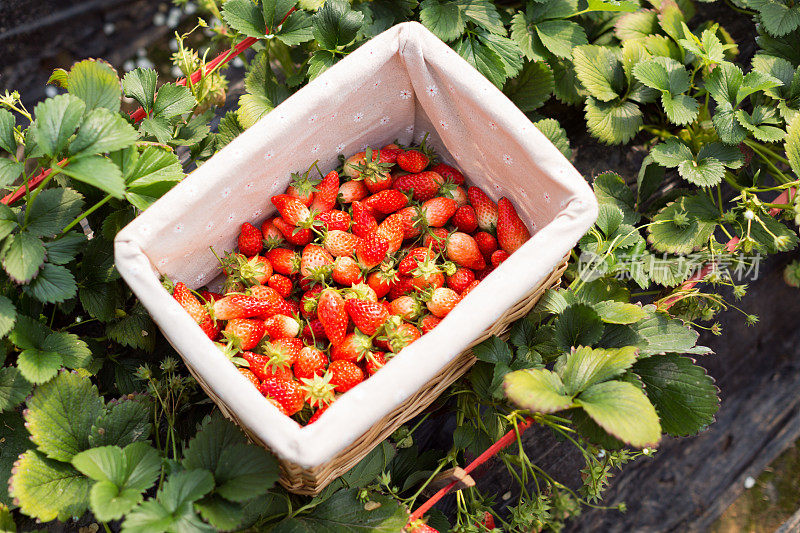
[{"left": 170, "top": 138, "right": 531, "bottom": 424}]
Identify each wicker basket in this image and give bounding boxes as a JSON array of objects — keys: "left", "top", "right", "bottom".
[{"left": 181, "top": 258, "right": 568, "bottom": 495}]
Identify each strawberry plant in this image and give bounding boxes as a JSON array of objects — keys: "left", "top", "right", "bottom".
[{"left": 1, "top": 0, "right": 800, "bottom": 530}]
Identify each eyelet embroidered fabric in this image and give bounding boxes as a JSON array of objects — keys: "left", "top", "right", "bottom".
[{"left": 114, "top": 22, "right": 598, "bottom": 469}]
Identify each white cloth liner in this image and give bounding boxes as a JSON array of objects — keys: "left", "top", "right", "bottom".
[{"left": 115, "top": 22, "right": 598, "bottom": 468}]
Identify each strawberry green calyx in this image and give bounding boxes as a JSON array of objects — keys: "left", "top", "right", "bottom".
[
  {"left": 343, "top": 282, "right": 377, "bottom": 301},
  {"left": 300, "top": 373, "right": 336, "bottom": 409}
]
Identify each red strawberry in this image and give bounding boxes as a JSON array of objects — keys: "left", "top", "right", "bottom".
[
  {"left": 351, "top": 201, "right": 378, "bottom": 238},
  {"left": 390, "top": 295, "right": 422, "bottom": 320},
  {"left": 421, "top": 197, "right": 458, "bottom": 227},
  {"left": 343, "top": 282, "right": 378, "bottom": 302},
  {"left": 363, "top": 190, "right": 409, "bottom": 216},
  {"left": 323, "top": 230, "right": 360, "bottom": 258},
  {"left": 380, "top": 145, "right": 403, "bottom": 162},
  {"left": 173, "top": 282, "right": 219, "bottom": 340},
  {"left": 410, "top": 255, "right": 445, "bottom": 291},
  {"left": 426, "top": 287, "right": 460, "bottom": 318},
  {"left": 259, "top": 378, "right": 305, "bottom": 416},
  {"left": 331, "top": 330, "right": 373, "bottom": 362},
  {"left": 242, "top": 351, "right": 292, "bottom": 381},
  {"left": 268, "top": 274, "right": 293, "bottom": 298},
  {"left": 261, "top": 218, "right": 285, "bottom": 247},
  {"left": 443, "top": 185, "right": 468, "bottom": 206},
  {"left": 310, "top": 170, "right": 339, "bottom": 212},
  {"left": 300, "top": 244, "right": 334, "bottom": 280},
  {"left": 395, "top": 206, "right": 421, "bottom": 239},
  {"left": 381, "top": 318, "right": 422, "bottom": 353},
  {"left": 332, "top": 256, "right": 364, "bottom": 286},
  {"left": 474, "top": 231, "right": 498, "bottom": 258},
  {"left": 364, "top": 351, "right": 386, "bottom": 376},
  {"left": 272, "top": 217, "right": 312, "bottom": 246},
  {"left": 392, "top": 171, "right": 442, "bottom": 201},
  {"left": 356, "top": 232, "right": 389, "bottom": 269},
  {"left": 345, "top": 298, "right": 390, "bottom": 335},
  {"left": 214, "top": 295, "right": 273, "bottom": 320},
  {"left": 247, "top": 284, "right": 287, "bottom": 313},
  {"left": 481, "top": 512, "right": 496, "bottom": 530},
  {"left": 328, "top": 360, "right": 365, "bottom": 392},
  {"left": 367, "top": 268, "right": 396, "bottom": 299},
  {"left": 462, "top": 279, "right": 481, "bottom": 297},
  {"left": 429, "top": 162, "right": 464, "bottom": 185},
  {"left": 317, "top": 289, "right": 348, "bottom": 346},
  {"left": 237, "top": 222, "right": 263, "bottom": 257},
  {"left": 263, "top": 337, "right": 303, "bottom": 369},
  {"left": 302, "top": 318, "right": 327, "bottom": 343},
  {"left": 423, "top": 227, "right": 449, "bottom": 253},
  {"left": 388, "top": 275, "right": 414, "bottom": 300},
  {"left": 306, "top": 404, "right": 330, "bottom": 424},
  {"left": 397, "top": 149, "right": 429, "bottom": 173},
  {"left": 264, "top": 314, "right": 301, "bottom": 339},
  {"left": 344, "top": 148, "right": 394, "bottom": 193},
  {"left": 338, "top": 180, "right": 369, "bottom": 203},
  {"left": 266, "top": 248, "right": 300, "bottom": 276},
  {"left": 223, "top": 319, "right": 265, "bottom": 350},
  {"left": 286, "top": 174, "right": 316, "bottom": 207},
  {"left": 398, "top": 247, "right": 432, "bottom": 276},
  {"left": 452, "top": 205, "right": 478, "bottom": 233},
  {"left": 301, "top": 285, "right": 324, "bottom": 318},
  {"left": 476, "top": 265, "right": 495, "bottom": 281},
  {"left": 376, "top": 214, "right": 405, "bottom": 254},
  {"left": 238, "top": 367, "right": 261, "bottom": 388},
  {"left": 199, "top": 290, "right": 222, "bottom": 303},
  {"left": 222, "top": 253, "right": 272, "bottom": 286},
  {"left": 446, "top": 232, "right": 486, "bottom": 270},
  {"left": 491, "top": 249, "right": 510, "bottom": 267},
  {"left": 315, "top": 209, "right": 351, "bottom": 231},
  {"left": 497, "top": 197, "right": 531, "bottom": 253},
  {"left": 294, "top": 346, "right": 328, "bottom": 380},
  {"left": 272, "top": 194, "right": 312, "bottom": 226},
  {"left": 420, "top": 314, "right": 442, "bottom": 333},
  {"left": 447, "top": 267, "right": 476, "bottom": 294},
  {"left": 467, "top": 187, "right": 498, "bottom": 233}
]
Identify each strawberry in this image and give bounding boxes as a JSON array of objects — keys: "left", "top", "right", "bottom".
[
  {"left": 214, "top": 295, "right": 273, "bottom": 320},
  {"left": 398, "top": 247, "right": 432, "bottom": 275},
  {"left": 299, "top": 373, "right": 336, "bottom": 408},
  {"left": 481, "top": 512, "right": 496, "bottom": 530},
  {"left": 452, "top": 205, "right": 478, "bottom": 233},
  {"left": 338, "top": 180, "right": 369, "bottom": 203},
  {"left": 272, "top": 194, "right": 312, "bottom": 226},
  {"left": 421, "top": 197, "right": 458, "bottom": 227},
  {"left": 397, "top": 149, "right": 429, "bottom": 173},
  {"left": 474, "top": 231, "right": 498, "bottom": 258},
  {"left": 327, "top": 360, "right": 365, "bottom": 392},
  {"left": 396, "top": 206, "right": 422, "bottom": 239},
  {"left": 238, "top": 367, "right": 261, "bottom": 388},
  {"left": 363, "top": 190, "right": 409, "bottom": 216},
  {"left": 447, "top": 267, "right": 476, "bottom": 294},
  {"left": 223, "top": 319, "right": 266, "bottom": 350},
  {"left": 294, "top": 346, "right": 328, "bottom": 380},
  {"left": 381, "top": 317, "right": 421, "bottom": 353},
  {"left": 408, "top": 524, "right": 439, "bottom": 533},
  {"left": 301, "top": 285, "right": 324, "bottom": 318},
  {"left": 247, "top": 284, "right": 287, "bottom": 313},
  {"left": 302, "top": 318, "right": 327, "bottom": 343},
  {"left": 272, "top": 217, "right": 312, "bottom": 246},
  {"left": 429, "top": 162, "right": 464, "bottom": 185},
  {"left": 331, "top": 330, "right": 373, "bottom": 362},
  {"left": 315, "top": 209, "right": 351, "bottom": 231},
  {"left": 261, "top": 218, "right": 285, "bottom": 248},
  {"left": 388, "top": 275, "right": 414, "bottom": 300},
  {"left": 426, "top": 287, "right": 460, "bottom": 318},
  {"left": 259, "top": 378, "right": 305, "bottom": 416},
  {"left": 356, "top": 232, "right": 389, "bottom": 269},
  {"left": 423, "top": 227, "right": 449, "bottom": 253},
  {"left": 332, "top": 256, "right": 364, "bottom": 286},
  {"left": 410, "top": 254, "right": 445, "bottom": 291},
  {"left": 476, "top": 265, "right": 495, "bottom": 281},
  {"left": 367, "top": 267, "right": 396, "bottom": 299},
  {"left": 344, "top": 148, "right": 394, "bottom": 193},
  {"left": 323, "top": 230, "right": 360, "bottom": 258},
  {"left": 286, "top": 170, "right": 318, "bottom": 207},
  {"left": 380, "top": 145, "right": 403, "bottom": 162},
  {"left": 263, "top": 337, "right": 303, "bottom": 369},
  {"left": 364, "top": 351, "right": 386, "bottom": 376},
  {"left": 342, "top": 282, "right": 378, "bottom": 302},
  {"left": 173, "top": 282, "right": 219, "bottom": 339},
  {"left": 317, "top": 289, "right": 348, "bottom": 346},
  {"left": 443, "top": 185, "right": 468, "bottom": 206},
  {"left": 491, "top": 249, "right": 510, "bottom": 267},
  {"left": 446, "top": 232, "right": 486, "bottom": 270},
  {"left": 268, "top": 274, "right": 293, "bottom": 299},
  {"left": 222, "top": 253, "right": 272, "bottom": 286},
  {"left": 306, "top": 404, "right": 330, "bottom": 424},
  {"left": 264, "top": 314, "right": 301, "bottom": 339},
  {"left": 461, "top": 279, "right": 481, "bottom": 297},
  {"left": 345, "top": 298, "right": 390, "bottom": 335},
  {"left": 242, "top": 351, "right": 292, "bottom": 381},
  {"left": 392, "top": 171, "right": 442, "bottom": 201},
  {"left": 497, "top": 197, "right": 531, "bottom": 253},
  {"left": 420, "top": 314, "right": 441, "bottom": 333},
  {"left": 351, "top": 201, "right": 378, "bottom": 238},
  {"left": 266, "top": 248, "right": 300, "bottom": 276},
  {"left": 301, "top": 244, "right": 334, "bottom": 280},
  {"left": 237, "top": 222, "right": 263, "bottom": 257},
  {"left": 376, "top": 214, "right": 405, "bottom": 254},
  {"left": 390, "top": 295, "right": 422, "bottom": 320},
  {"left": 310, "top": 170, "right": 339, "bottom": 212},
  {"left": 199, "top": 290, "right": 222, "bottom": 303},
  {"left": 467, "top": 187, "right": 498, "bottom": 233}
]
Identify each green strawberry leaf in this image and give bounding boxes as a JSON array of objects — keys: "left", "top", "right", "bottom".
[
  {"left": 661, "top": 93, "right": 699, "bottom": 126},
  {"left": 0, "top": 159, "right": 23, "bottom": 190},
  {"left": 24, "top": 370, "right": 104, "bottom": 461},
  {"left": 472, "top": 335, "right": 514, "bottom": 365},
  {"left": 69, "top": 108, "right": 138, "bottom": 156},
  {"left": 0, "top": 204, "right": 17, "bottom": 242},
  {"left": 454, "top": 33, "right": 508, "bottom": 87},
  {"left": 558, "top": 346, "right": 639, "bottom": 394},
  {"left": 23, "top": 263, "right": 77, "bottom": 304},
  {"left": 592, "top": 171, "right": 639, "bottom": 225},
  {"left": 122, "top": 69, "right": 157, "bottom": 114},
  {"left": 2, "top": 231, "right": 45, "bottom": 284},
  {"left": 312, "top": 0, "right": 364, "bottom": 50},
  {"left": 585, "top": 97, "right": 642, "bottom": 145},
  {"left": 0, "top": 294, "right": 16, "bottom": 339},
  {"left": 535, "top": 19, "right": 587, "bottom": 59},
  {"left": 420, "top": 0, "right": 465, "bottom": 42},
  {"left": 16, "top": 349, "right": 62, "bottom": 385},
  {"left": 90, "top": 394, "right": 152, "bottom": 447},
  {"left": 106, "top": 304, "right": 156, "bottom": 353},
  {"left": 275, "top": 10, "right": 314, "bottom": 45},
  {"left": 705, "top": 61, "right": 743, "bottom": 106},
  {"left": 237, "top": 51, "right": 290, "bottom": 129},
  {"left": 575, "top": 380, "right": 661, "bottom": 448},
  {"left": 615, "top": 9, "right": 660, "bottom": 41},
  {"left": 478, "top": 31, "right": 524, "bottom": 79},
  {"left": 633, "top": 354, "right": 719, "bottom": 437},
  {"left": 787, "top": 113, "right": 800, "bottom": 176},
  {"left": 462, "top": 0, "right": 505, "bottom": 35},
  {"left": 630, "top": 306, "right": 710, "bottom": 356},
  {"left": 572, "top": 45, "right": 624, "bottom": 102},
  {"left": 677, "top": 156, "right": 725, "bottom": 187},
  {"left": 262, "top": 0, "right": 297, "bottom": 33},
  {"left": 592, "top": 301, "right": 648, "bottom": 324},
  {"left": 222, "top": 0, "right": 268, "bottom": 38},
  {"left": 647, "top": 193, "right": 719, "bottom": 254},
  {"left": 534, "top": 118, "right": 571, "bottom": 158},
  {"left": 153, "top": 83, "right": 195, "bottom": 119},
  {"left": 66, "top": 59, "right": 121, "bottom": 112},
  {"left": 0, "top": 411, "right": 30, "bottom": 508},
  {"left": 8, "top": 450, "right": 91, "bottom": 522},
  {"left": 735, "top": 106, "right": 786, "bottom": 142},
  {"left": 0, "top": 367, "right": 30, "bottom": 412},
  {"left": 505, "top": 61, "right": 554, "bottom": 112},
  {"left": 696, "top": 142, "right": 745, "bottom": 169},
  {"left": 751, "top": 0, "right": 800, "bottom": 37},
  {"left": 713, "top": 103, "right": 748, "bottom": 144},
  {"left": 60, "top": 154, "right": 126, "bottom": 198},
  {"left": 553, "top": 303, "right": 604, "bottom": 352},
  {"left": 25, "top": 187, "right": 84, "bottom": 238},
  {"left": 0, "top": 109, "right": 17, "bottom": 154},
  {"left": 650, "top": 137, "right": 693, "bottom": 168},
  {"left": 32, "top": 93, "right": 86, "bottom": 158},
  {"left": 635, "top": 155, "right": 665, "bottom": 203},
  {"left": 195, "top": 495, "right": 244, "bottom": 531},
  {"left": 503, "top": 368, "right": 574, "bottom": 413}
]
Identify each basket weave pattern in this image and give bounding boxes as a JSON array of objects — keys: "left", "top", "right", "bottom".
[{"left": 183, "top": 257, "right": 568, "bottom": 495}]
